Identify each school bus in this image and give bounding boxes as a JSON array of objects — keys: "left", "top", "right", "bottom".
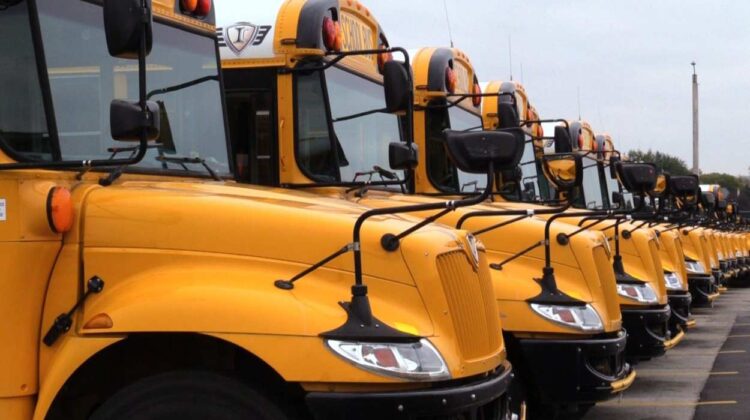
[
  {"left": 480, "top": 82, "right": 681, "bottom": 360},
  {"left": 219, "top": 3, "right": 634, "bottom": 413},
  {"left": 0, "top": 1, "right": 511, "bottom": 419},
  {"left": 595, "top": 134, "right": 695, "bottom": 334}
]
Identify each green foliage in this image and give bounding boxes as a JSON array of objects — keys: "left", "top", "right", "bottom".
[{"left": 627, "top": 149, "right": 691, "bottom": 176}]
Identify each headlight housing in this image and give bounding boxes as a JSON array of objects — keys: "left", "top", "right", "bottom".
[
  {"left": 617, "top": 282, "right": 658, "bottom": 303},
  {"left": 326, "top": 339, "right": 450, "bottom": 381},
  {"left": 685, "top": 260, "right": 706, "bottom": 274},
  {"left": 664, "top": 272, "right": 683, "bottom": 290},
  {"left": 530, "top": 303, "right": 604, "bottom": 332}
]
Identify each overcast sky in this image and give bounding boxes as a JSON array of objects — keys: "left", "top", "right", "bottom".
[{"left": 366, "top": 1, "right": 750, "bottom": 176}]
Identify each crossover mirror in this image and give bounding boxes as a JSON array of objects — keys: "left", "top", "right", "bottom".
[
  {"left": 103, "top": 0, "right": 153, "bottom": 59},
  {"left": 541, "top": 153, "right": 583, "bottom": 192},
  {"left": 388, "top": 142, "right": 418, "bottom": 170},
  {"left": 443, "top": 130, "right": 523, "bottom": 174},
  {"left": 614, "top": 162, "right": 657, "bottom": 194},
  {"left": 110, "top": 100, "right": 161, "bottom": 142},
  {"left": 382, "top": 61, "right": 411, "bottom": 114}
]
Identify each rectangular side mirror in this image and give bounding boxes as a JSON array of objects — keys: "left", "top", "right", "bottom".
[
  {"left": 553, "top": 126, "right": 573, "bottom": 153},
  {"left": 103, "top": 0, "right": 153, "bottom": 59},
  {"left": 443, "top": 130, "right": 523, "bottom": 174},
  {"left": 388, "top": 142, "right": 418, "bottom": 170},
  {"left": 110, "top": 100, "right": 161, "bottom": 141},
  {"left": 615, "top": 162, "right": 657, "bottom": 194},
  {"left": 496, "top": 101, "right": 520, "bottom": 129},
  {"left": 382, "top": 60, "right": 411, "bottom": 114},
  {"left": 612, "top": 191, "right": 623, "bottom": 207}
]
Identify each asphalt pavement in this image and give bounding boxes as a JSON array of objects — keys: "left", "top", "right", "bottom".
[{"left": 584, "top": 287, "right": 750, "bottom": 420}]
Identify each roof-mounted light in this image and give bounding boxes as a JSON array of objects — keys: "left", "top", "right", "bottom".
[
  {"left": 180, "top": 0, "right": 211, "bottom": 18},
  {"left": 472, "top": 82, "right": 482, "bottom": 107},
  {"left": 445, "top": 66, "right": 457, "bottom": 94},
  {"left": 322, "top": 16, "right": 344, "bottom": 52}
]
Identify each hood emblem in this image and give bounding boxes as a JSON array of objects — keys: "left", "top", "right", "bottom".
[{"left": 466, "top": 234, "right": 480, "bottom": 267}]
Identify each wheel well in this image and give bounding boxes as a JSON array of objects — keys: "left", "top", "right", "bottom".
[{"left": 46, "top": 333, "right": 309, "bottom": 420}]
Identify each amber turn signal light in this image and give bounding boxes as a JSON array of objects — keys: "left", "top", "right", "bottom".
[{"left": 46, "top": 187, "right": 73, "bottom": 233}]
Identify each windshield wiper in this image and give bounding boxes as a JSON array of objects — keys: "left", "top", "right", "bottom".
[
  {"left": 156, "top": 155, "right": 222, "bottom": 181},
  {"left": 146, "top": 75, "right": 219, "bottom": 100}
]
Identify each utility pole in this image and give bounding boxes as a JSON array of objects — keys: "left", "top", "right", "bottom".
[{"left": 691, "top": 62, "right": 700, "bottom": 175}]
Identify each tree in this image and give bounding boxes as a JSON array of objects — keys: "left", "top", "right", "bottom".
[{"left": 627, "top": 149, "right": 691, "bottom": 176}]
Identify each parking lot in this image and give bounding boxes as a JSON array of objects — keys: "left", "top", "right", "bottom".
[{"left": 586, "top": 287, "right": 750, "bottom": 419}]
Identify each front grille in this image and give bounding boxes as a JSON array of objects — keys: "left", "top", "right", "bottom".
[
  {"left": 436, "top": 251, "right": 500, "bottom": 360},
  {"left": 589, "top": 351, "right": 625, "bottom": 378}
]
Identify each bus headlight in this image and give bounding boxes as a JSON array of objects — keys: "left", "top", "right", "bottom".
[
  {"left": 664, "top": 272, "right": 683, "bottom": 290},
  {"left": 685, "top": 260, "right": 707, "bottom": 274},
  {"left": 530, "top": 303, "right": 604, "bottom": 332},
  {"left": 617, "top": 282, "right": 658, "bottom": 304},
  {"left": 326, "top": 339, "right": 450, "bottom": 381}
]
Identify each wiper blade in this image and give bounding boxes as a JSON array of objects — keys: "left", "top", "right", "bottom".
[
  {"left": 352, "top": 165, "right": 399, "bottom": 183},
  {"left": 147, "top": 75, "right": 219, "bottom": 100},
  {"left": 156, "top": 155, "right": 222, "bottom": 181}
]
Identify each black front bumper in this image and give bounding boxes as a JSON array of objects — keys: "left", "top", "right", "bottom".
[
  {"left": 667, "top": 290, "right": 692, "bottom": 336},
  {"left": 689, "top": 273, "right": 719, "bottom": 306},
  {"left": 622, "top": 305, "right": 671, "bottom": 361},
  {"left": 515, "top": 330, "right": 632, "bottom": 405},
  {"left": 306, "top": 362, "right": 512, "bottom": 419}
]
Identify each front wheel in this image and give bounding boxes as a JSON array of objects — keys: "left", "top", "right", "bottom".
[{"left": 90, "top": 370, "right": 289, "bottom": 420}]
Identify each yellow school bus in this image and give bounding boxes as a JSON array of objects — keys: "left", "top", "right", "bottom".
[
  {"left": 219, "top": 3, "right": 634, "bottom": 412},
  {"left": 0, "top": 1, "right": 511, "bottom": 419},
  {"left": 481, "top": 82, "right": 682, "bottom": 359}
]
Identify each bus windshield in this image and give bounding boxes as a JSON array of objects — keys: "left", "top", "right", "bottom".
[
  {"left": 295, "top": 66, "right": 403, "bottom": 184},
  {"left": 424, "top": 102, "right": 485, "bottom": 193},
  {"left": 27, "top": 0, "right": 230, "bottom": 175}
]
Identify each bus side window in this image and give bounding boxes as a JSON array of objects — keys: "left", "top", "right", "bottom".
[{"left": 223, "top": 68, "right": 278, "bottom": 186}]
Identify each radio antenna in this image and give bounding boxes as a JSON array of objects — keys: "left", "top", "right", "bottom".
[
  {"left": 508, "top": 35, "right": 513, "bottom": 80},
  {"left": 443, "top": 0, "right": 454, "bottom": 48},
  {"left": 520, "top": 62, "right": 524, "bottom": 84},
  {"left": 577, "top": 86, "right": 582, "bottom": 120}
]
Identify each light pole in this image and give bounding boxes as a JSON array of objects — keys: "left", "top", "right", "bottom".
[{"left": 691, "top": 62, "right": 700, "bottom": 175}]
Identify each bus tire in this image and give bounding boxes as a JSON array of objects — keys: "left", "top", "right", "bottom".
[{"left": 90, "top": 370, "right": 289, "bottom": 420}]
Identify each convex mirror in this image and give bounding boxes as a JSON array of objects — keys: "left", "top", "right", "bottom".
[{"left": 541, "top": 153, "right": 582, "bottom": 192}]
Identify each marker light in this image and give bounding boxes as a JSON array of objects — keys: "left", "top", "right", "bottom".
[
  {"left": 577, "top": 133, "right": 584, "bottom": 150},
  {"left": 322, "top": 16, "right": 343, "bottom": 52},
  {"left": 445, "top": 66, "right": 457, "bottom": 93},
  {"left": 46, "top": 187, "right": 73, "bottom": 233},
  {"left": 472, "top": 82, "right": 482, "bottom": 107},
  {"left": 530, "top": 303, "right": 604, "bottom": 332},
  {"left": 327, "top": 339, "right": 450, "bottom": 381},
  {"left": 664, "top": 272, "right": 683, "bottom": 290},
  {"left": 617, "top": 282, "right": 658, "bottom": 304},
  {"left": 180, "top": 0, "right": 197, "bottom": 12}
]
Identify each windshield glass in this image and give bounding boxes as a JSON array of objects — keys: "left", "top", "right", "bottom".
[
  {"left": 0, "top": 1, "right": 52, "bottom": 160},
  {"left": 580, "top": 156, "right": 606, "bottom": 209},
  {"left": 35, "top": 0, "right": 230, "bottom": 175},
  {"left": 424, "top": 102, "right": 484, "bottom": 193},
  {"left": 295, "top": 66, "right": 403, "bottom": 184}
]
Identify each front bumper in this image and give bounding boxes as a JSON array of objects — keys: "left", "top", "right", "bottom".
[
  {"left": 689, "top": 273, "right": 719, "bottom": 306},
  {"left": 306, "top": 361, "right": 513, "bottom": 419},
  {"left": 622, "top": 305, "right": 671, "bottom": 361},
  {"left": 516, "top": 330, "right": 633, "bottom": 404},
  {"left": 667, "top": 290, "right": 692, "bottom": 337}
]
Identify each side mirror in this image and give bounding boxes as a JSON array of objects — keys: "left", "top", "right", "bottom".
[
  {"left": 443, "top": 130, "right": 523, "bottom": 174},
  {"left": 553, "top": 126, "right": 573, "bottom": 153},
  {"left": 382, "top": 61, "right": 410, "bottom": 113},
  {"left": 496, "top": 101, "right": 520, "bottom": 129},
  {"left": 668, "top": 175, "right": 699, "bottom": 198},
  {"left": 649, "top": 173, "right": 669, "bottom": 197},
  {"left": 388, "top": 142, "right": 418, "bottom": 170},
  {"left": 110, "top": 100, "right": 160, "bottom": 141},
  {"left": 612, "top": 191, "right": 623, "bottom": 207},
  {"left": 103, "top": 0, "right": 153, "bottom": 59},
  {"left": 614, "top": 162, "right": 657, "bottom": 194},
  {"left": 541, "top": 153, "right": 582, "bottom": 192}
]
